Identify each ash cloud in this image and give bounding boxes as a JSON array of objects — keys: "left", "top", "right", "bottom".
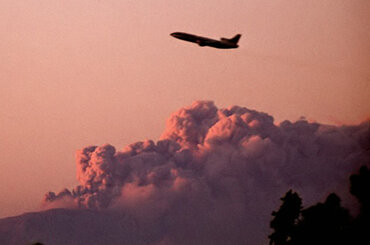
[{"left": 43, "top": 101, "right": 369, "bottom": 244}]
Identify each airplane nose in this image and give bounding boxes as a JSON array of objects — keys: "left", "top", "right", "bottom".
[{"left": 170, "top": 32, "right": 180, "bottom": 38}]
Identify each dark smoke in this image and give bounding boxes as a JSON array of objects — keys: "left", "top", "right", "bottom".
[{"left": 42, "top": 101, "right": 369, "bottom": 244}]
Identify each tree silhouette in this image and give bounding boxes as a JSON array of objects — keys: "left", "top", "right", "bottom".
[
  {"left": 269, "top": 165, "right": 370, "bottom": 245},
  {"left": 350, "top": 165, "right": 370, "bottom": 215},
  {"left": 269, "top": 190, "right": 302, "bottom": 245},
  {"left": 291, "top": 193, "right": 350, "bottom": 245},
  {"left": 349, "top": 165, "right": 370, "bottom": 245}
]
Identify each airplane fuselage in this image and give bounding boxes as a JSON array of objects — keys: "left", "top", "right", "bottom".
[{"left": 170, "top": 32, "right": 240, "bottom": 49}]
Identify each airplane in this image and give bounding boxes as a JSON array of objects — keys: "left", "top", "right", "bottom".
[{"left": 170, "top": 32, "right": 241, "bottom": 49}]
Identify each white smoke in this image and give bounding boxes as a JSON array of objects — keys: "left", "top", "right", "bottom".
[{"left": 43, "top": 101, "right": 369, "bottom": 244}]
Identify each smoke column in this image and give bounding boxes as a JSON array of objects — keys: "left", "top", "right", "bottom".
[{"left": 43, "top": 101, "right": 369, "bottom": 244}]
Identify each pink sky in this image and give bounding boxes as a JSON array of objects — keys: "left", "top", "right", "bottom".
[{"left": 0, "top": 0, "right": 369, "bottom": 218}]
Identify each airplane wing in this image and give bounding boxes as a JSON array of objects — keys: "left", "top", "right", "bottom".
[{"left": 194, "top": 36, "right": 219, "bottom": 46}]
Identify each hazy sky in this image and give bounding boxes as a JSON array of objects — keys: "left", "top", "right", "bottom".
[{"left": 0, "top": 0, "right": 369, "bottom": 218}]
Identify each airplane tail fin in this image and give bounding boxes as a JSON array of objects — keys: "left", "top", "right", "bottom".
[{"left": 229, "top": 34, "right": 241, "bottom": 44}]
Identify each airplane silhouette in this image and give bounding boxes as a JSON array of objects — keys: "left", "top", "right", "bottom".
[{"left": 170, "top": 32, "right": 241, "bottom": 49}]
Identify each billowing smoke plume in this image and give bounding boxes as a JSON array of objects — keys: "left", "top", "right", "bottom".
[{"left": 43, "top": 101, "right": 369, "bottom": 244}]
